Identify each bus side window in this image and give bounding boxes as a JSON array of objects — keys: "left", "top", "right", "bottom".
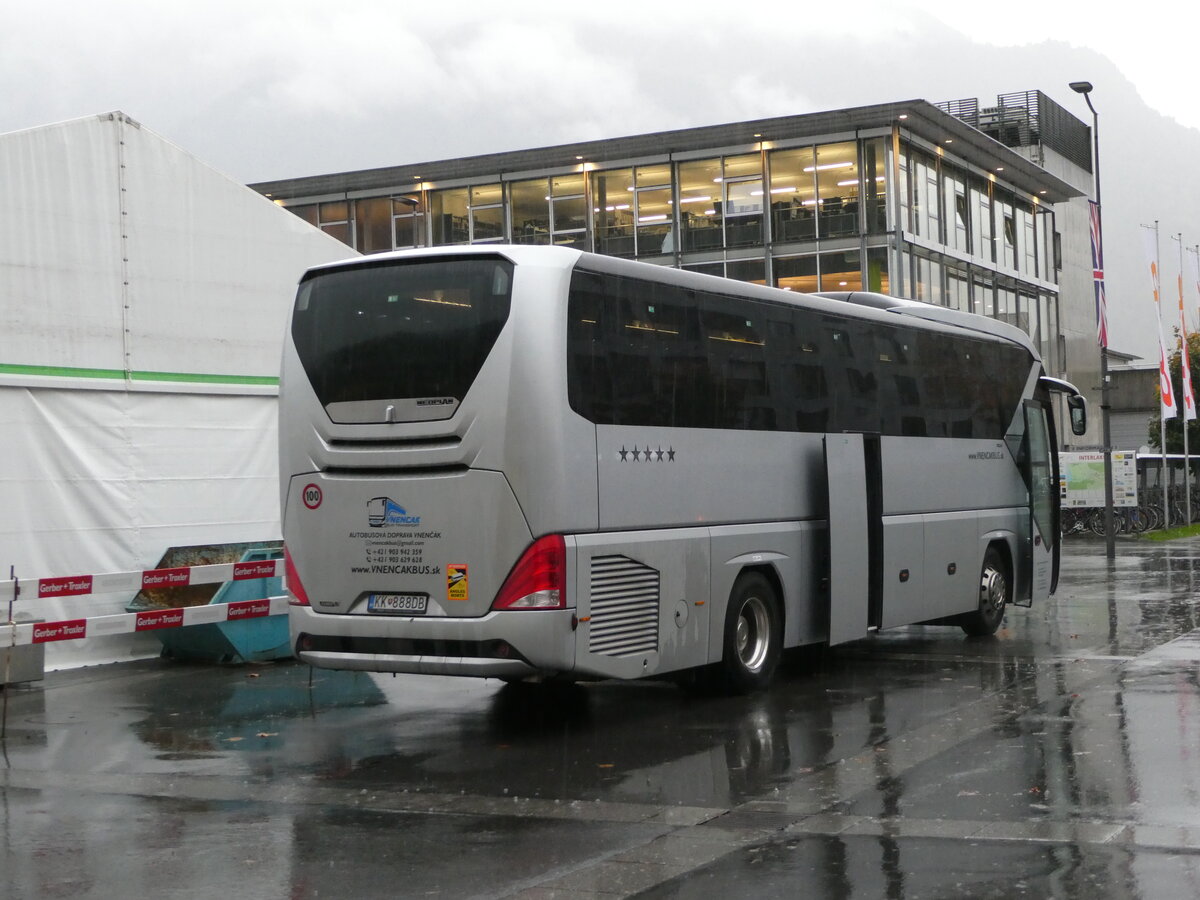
[
  {"left": 825, "top": 316, "right": 879, "bottom": 434},
  {"left": 700, "top": 296, "right": 773, "bottom": 430},
  {"left": 787, "top": 307, "right": 830, "bottom": 432},
  {"left": 566, "top": 276, "right": 611, "bottom": 423}
]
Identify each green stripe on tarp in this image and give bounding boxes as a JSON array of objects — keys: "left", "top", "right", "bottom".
[{"left": 0, "top": 363, "right": 279, "bottom": 386}]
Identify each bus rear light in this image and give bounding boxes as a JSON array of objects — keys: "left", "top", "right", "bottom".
[
  {"left": 492, "top": 534, "right": 566, "bottom": 611},
  {"left": 284, "top": 546, "right": 312, "bottom": 607}
]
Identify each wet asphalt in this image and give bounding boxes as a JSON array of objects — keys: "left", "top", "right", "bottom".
[{"left": 2, "top": 535, "right": 1200, "bottom": 899}]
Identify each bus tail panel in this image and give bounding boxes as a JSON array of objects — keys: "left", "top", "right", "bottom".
[{"left": 283, "top": 469, "right": 533, "bottom": 620}]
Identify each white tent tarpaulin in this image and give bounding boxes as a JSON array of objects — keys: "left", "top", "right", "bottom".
[{"left": 0, "top": 112, "right": 354, "bottom": 667}]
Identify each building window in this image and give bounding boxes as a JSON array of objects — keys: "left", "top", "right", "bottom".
[
  {"left": 945, "top": 266, "right": 969, "bottom": 310},
  {"left": 726, "top": 258, "right": 766, "bottom": 285},
  {"left": 634, "top": 164, "right": 673, "bottom": 256},
  {"left": 592, "top": 168, "right": 635, "bottom": 257},
  {"left": 289, "top": 200, "right": 353, "bottom": 246},
  {"left": 550, "top": 173, "right": 587, "bottom": 249},
  {"left": 819, "top": 251, "right": 863, "bottom": 291},
  {"left": 911, "top": 152, "right": 940, "bottom": 242},
  {"left": 1017, "top": 291, "right": 1036, "bottom": 335},
  {"left": 911, "top": 252, "right": 942, "bottom": 305},
  {"left": 974, "top": 277, "right": 995, "bottom": 317},
  {"left": 511, "top": 178, "right": 552, "bottom": 245},
  {"left": 677, "top": 154, "right": 763, "bottom": 253},
  {"left": 514, "top": 174, "right": 587, "bottom": 248},
  {"left": 943, "top": 169, "right": 968, "bottom": 252},
  {"left": 866, "top": 247, "right": 890, "bottom": 294},
  {"left": 862, "top": 138, "right": 888, "bottom": 234},
  {"left": 469, "top": 183, "right": 504, "bottom": 243},
  {"left": 769, "top": 148, "right": 817, "bottom": 245},
  {"left": 1018, "top": 205, "right": 1037, "bottom": 276},
  {"left": 392, "top": 194, "right": 425, "bottom": 249},
  {"left": 770, "top": 142, "right": 865, "bottom": 243},
  {"left": 353, "top": 198, "right": 391, "bottom": 254},
  {"left": 969, "top": 180, "right": 993, "bottom": 262},
  {"left": 722, "top": 153, "right": 764, "bottom": 249},
  {"left": 774, "top": 255, "right": 818, "bottom": 293},
  {"left": 431, "top": 187, "right": 469, "bottom": 245},
  {"left": 994, "top": 192, "right": 1016, "bottom": 269},
  {"left": 1041, "top": 294, "right": 1059, "bottom": 373},
  {"left": 431, "top": 184, "right": 503, "bottom": 245},
  {"left": 678, "top": 157, "right": 723, "bottom": 252},
  {"left": 813, "top": 141, "right": 859, "bottom": 239},
  {"left": 996, "top": 284, "right": 1016, "bottom": 327},
  {"left": 682, "top": 261, "right": 725, "bottom": 278}
]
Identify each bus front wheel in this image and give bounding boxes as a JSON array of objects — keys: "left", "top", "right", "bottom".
[
  {"left": 720, "top": 572, "right": 782, "bottom": 693},
  {"left": 960, "top": 546, "right": 1008, "bottom": 636}
]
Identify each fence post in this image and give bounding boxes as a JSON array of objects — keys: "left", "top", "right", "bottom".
[{"left": 2, "top": 566, "right": 18, "bottom": 740}]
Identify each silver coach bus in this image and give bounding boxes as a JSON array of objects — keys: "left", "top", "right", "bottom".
[{"left": 280, "top": 245, "right": 1086, "bottom": 692}]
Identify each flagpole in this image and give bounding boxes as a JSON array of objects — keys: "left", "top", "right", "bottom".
[
  {"left": 1155, "top": 222, "right": 1169, "bottom": 523},
  {"left": 1180, "top": 236, "right": 1190, "bottom": 525}
]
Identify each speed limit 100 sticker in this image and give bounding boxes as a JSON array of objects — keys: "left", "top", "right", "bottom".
[{"left": 302, "top": 483, "right": 323, "bottom": 510}]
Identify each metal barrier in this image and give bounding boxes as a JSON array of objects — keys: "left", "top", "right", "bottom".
[{"left": 1, "top": 559, "right": 286, "bottom": 648}]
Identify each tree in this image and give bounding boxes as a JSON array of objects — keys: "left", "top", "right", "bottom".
[{"left": 1147, "top": 330, "right": 1200, "bottom": 452}]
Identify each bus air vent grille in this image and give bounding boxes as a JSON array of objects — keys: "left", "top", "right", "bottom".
[{"left": 588, "top": 555, "right": 660, "bottom": 657}]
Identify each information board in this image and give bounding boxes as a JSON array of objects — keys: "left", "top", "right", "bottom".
[{"left": 1059, "top": 451, "right": 1138, "bottom": 508}]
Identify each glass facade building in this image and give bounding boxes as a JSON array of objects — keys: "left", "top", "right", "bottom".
[{"left": 254, "top": 96, "right": 1085, "bottom": 381}]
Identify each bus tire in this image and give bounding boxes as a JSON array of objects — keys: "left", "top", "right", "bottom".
[
  {"left": 960, "top": 545, "right": 1008, "bottom": 636},
  {"left": 720, "top": 572, "right": 782, "bottom": 693}
]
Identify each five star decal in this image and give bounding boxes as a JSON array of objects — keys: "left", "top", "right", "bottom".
[{"left": 617, "top": 445, "right": 676, "bottom": 462}]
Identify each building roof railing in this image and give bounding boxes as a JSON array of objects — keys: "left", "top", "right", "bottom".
[{"left": 937, "top": 91, "right": 1092, "bottom": 174}]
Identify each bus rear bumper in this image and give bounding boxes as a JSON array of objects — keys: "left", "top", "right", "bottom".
[{"left": 288, "top": 605, "right": 577, "bottom": 678}]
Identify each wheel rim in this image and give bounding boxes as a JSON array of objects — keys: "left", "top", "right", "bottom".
[
  {"left": 980, "top": 562, "right": 1007, "bottom": 616},
  {"left": 735, "top": 595, "right": 771, "bottom": 672}
]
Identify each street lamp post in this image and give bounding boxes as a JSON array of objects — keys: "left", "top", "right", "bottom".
[{"left": 1071, "top": 80, "right": 1116, "bottom": 560}]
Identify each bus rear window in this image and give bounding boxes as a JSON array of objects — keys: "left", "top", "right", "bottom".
[{"left": 291, "top": 257, "right": 514, "bottom": 422}]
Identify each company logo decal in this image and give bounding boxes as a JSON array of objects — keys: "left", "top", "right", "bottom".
[
  {"left": 33, "top": 620, "right": 87, "bottom": 643},
  {"left": 233, "top": 560, "right": 278, "bottom": 580},
  {"left": 136, "top": 609, "right": 185, "bottom": 631},
  {"left": 142, "top": 567, "right": 191, "bottom": 589},
  {"left": 367, "top": 496, "right": 422, "bottom": 527},
  {"left": 38, "top": 576, "right": 93, "bottom": 598}
]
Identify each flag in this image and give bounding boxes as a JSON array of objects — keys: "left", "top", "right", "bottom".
[
  {"left": 1089, "top": 201, "right": 1108, "bottom": 348},
  {"left": 1179, "top": 268, "right": 1196, "bottom": 421},
  {"left": 1143, "top": 225, "right": 1177, "bottom": 418}
]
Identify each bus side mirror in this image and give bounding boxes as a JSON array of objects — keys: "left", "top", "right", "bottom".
[{"left": 1068, "top": 395, "right": 1087, "bottom": 436}]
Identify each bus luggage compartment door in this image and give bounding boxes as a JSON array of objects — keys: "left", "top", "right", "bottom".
[{"left": 825, "top": 434, "right": 871, "bottom": 645}]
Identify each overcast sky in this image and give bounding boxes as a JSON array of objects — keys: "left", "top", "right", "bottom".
[
  {"left": 3, "top": 1, "right": 1196, "bottom": 183},
  {"left": 4, "top": 1, "right": 1198, "bottom": 363}
]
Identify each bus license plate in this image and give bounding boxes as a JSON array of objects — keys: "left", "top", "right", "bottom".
[{"left": 367, "top": 593, "right": 428, "bottom": 615}]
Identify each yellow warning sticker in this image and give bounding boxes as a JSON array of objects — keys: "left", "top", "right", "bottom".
[{"left": 447, "top": 564, "right": 468, "bottom": 602}]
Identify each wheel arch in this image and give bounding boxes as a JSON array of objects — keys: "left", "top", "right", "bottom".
[
  {"left": 739, "top": 562, "right": 786, "bottom": 631},
  {"left": 979, "top": 530, "right": 1016, "bottom": 584}
]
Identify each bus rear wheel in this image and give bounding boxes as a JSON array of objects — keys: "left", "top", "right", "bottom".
[
  {"left": 720, "top": 572, "right": 782, "bottom": 693},
  {"left": 960, "top": 546, "right": 1008, "bottom": 636}
]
